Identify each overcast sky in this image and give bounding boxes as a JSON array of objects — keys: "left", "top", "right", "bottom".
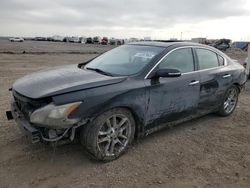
[{"left": 1, "top": 0, "right": 250, "bottom": 41}]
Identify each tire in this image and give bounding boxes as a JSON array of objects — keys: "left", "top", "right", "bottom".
[
  {"left": 80, "top": 108, "right": 135, "bottom": 161},
  {"left": 216, "top": 85, "right": 239, "bottom": 116}
]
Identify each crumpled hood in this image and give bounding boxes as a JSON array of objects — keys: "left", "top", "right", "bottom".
[{"left": 13, "top": 64, "right": 126, "bottom": 99}]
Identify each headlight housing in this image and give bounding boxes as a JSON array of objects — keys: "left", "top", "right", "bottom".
[{"left": 30, "top": 102, "right": 82, "bottom": 128}]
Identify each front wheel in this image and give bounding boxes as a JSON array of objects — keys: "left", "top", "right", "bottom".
[
  {"left": 80, "top": 108, "right": 135, "bottom": 161},
  {"left": 216, "top": 85, "right": 239, "bottom": 116}
]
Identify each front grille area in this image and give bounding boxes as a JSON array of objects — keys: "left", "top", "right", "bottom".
[
  {"left": 12, "top": 90, "right": 50, "bottom": 119},
  {"left": 14, "top": 96, "right": 33, "bottom": 119}
]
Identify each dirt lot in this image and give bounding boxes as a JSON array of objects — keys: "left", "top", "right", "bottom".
[{"left": 0, "top": 39, "right": 249, "bottom": 188}]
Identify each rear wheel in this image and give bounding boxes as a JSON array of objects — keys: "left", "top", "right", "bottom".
[
  {"left": 81, "top": 108, "right": 135, "bottom": 161},
  {"left": 216, "top": 85, "right": 239, "bottom": 116}
]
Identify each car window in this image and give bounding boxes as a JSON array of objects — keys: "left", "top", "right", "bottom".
[
  {"left": 217, "top": 54, "right": 224, "bottom": 66},
  {"left": 159, "top": 48, "right": 194, "bottom": 73},
  {"left": 196, "top": 48, "right": 219, "bottom": 70},
  {"left": 85, "top": 45, "right": 164, "bottom": 76}
]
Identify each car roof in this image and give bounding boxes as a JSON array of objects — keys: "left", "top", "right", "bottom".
[{"left": 128, "top": 41, "right": 207, "bottom": 48}]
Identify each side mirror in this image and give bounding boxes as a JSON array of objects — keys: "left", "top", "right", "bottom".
[{"left": 154, "top": 68, "right": 181, "bottom": 78}]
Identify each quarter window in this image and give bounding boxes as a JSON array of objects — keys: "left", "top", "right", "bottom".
[
  {"left": 159, "top": 48, "right": 194, "bottom": 73},
  {"left": 217, "top": 55, "right": 224, "bottom": 66},
  {"left": 196, "top": 48, "right": 219, "bottom": 70}
]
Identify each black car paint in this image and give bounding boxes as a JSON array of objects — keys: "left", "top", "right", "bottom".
[
  {"left": 13, "top": 65, "right": 126, "bottom": 99},
  {"left": 53, "top": 77, "right": 148, "bottom": 135},
  {"left": 145, "top": 71, "right": 200, "bottom": 130},
  {"left": 10, "top": 42, "right": 246, "bottom": 139}
]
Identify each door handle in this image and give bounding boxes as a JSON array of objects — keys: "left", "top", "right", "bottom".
[
  {"left": 189, "top": 80, "right": 199, "bottom": 86},
  {"left": 222, "top": 74, "right": 231, "bottom": 78}
]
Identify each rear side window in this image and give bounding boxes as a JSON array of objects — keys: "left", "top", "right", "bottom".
[
  {"left": 196, "top": 48, "right": 219, "bottom": 70},
  {"left": 159, "top": 48, "right": 194, "bottom": 73}
]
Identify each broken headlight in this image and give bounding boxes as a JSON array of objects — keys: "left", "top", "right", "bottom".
[{"left": 30, "top": 102, "right": 82, "bottom": 128}]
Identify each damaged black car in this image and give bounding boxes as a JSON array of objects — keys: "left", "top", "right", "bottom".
[{"left": 6, "top": 42, "right": 247, "bottom": 161}]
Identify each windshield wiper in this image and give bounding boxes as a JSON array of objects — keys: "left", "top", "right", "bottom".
[{"left": 86, "top": 67, "right": 113, "bottom": 76}]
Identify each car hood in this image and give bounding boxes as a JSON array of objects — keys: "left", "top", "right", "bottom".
[{"left": 13, "top": 64, "right": 126, "bottom": 99}]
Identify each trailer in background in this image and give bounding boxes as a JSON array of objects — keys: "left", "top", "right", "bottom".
[{"left": 232, "top": 41, "right": 250, "bottom": 51}]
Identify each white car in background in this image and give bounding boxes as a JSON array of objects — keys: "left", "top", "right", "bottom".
[
  {"left": 69, "top": 36, "right": 81, "bottom": 43},
  {"left": 52, "top": 35, "right": 64, "bottom": 42},
  {"left": 9, "top": 37, "right": 24, "bottom": 42}
]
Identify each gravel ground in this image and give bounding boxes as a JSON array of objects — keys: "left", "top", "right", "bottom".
[{"left": 0, "top": 39, "right": 249, "bottom": 188}]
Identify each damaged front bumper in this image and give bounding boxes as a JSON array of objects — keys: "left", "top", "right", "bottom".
[
  {"left": 6, "top": 101, "right": 41, "bottom": 143},
  {"left": 6, "top": 100, "right": 87, "bottom": 144}
]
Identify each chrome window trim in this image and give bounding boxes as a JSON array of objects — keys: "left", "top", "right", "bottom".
[
  {"left": 144, "top": 46, "right": 228, "bottom": 79},
  {"left": 182, "top": 66, "right": 225, "bottom": 75},
  {"left": 195, "top": 47, "right": 228, "bottom": 67}
]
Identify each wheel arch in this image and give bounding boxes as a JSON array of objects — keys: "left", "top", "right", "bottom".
[
  {"left": 114, "top": 106, "right": 144, "bottom": 139},
  {"left": 233, "top": 82, "right": 242, "bottom": 93},
  {"left": 88, "top": 105, "right": 145, "bottom": 139}
]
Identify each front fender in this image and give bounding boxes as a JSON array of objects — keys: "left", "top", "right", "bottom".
[{"left": 52, "top": 78, "right": 147, "bottom": 135}]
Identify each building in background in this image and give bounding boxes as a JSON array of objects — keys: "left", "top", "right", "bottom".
[{"left": 191, "top": 38, "right": 207, "bottom": 44}]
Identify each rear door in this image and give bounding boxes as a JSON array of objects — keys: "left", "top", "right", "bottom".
[
  {"left": 195, "top": 48, "right": 232, "bottom": 114},
  {"left": 145, "top": 47, "right": 200, "bottom": 129}
]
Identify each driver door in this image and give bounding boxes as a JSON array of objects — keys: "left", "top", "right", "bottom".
[{"left": 144, "top": 47, "right": 200, "bottom": 129}]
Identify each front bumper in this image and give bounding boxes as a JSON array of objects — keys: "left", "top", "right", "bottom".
[
  {"left": 6, "top": 99, "right": 87, "bottom": 143},
  {"left": 7, "top": 100, "right": 41, "bottom": 143}
]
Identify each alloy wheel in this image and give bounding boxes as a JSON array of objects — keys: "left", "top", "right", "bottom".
[
  {"left": 97, "top": 114, "right": 131, "bottom": 157},
  {"left": 223, "top": 87, "right": 238, "bottom": 114}
]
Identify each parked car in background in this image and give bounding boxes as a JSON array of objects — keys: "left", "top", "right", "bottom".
[
  {"left": 9, "top": 37, "right": 24, "bottom": 42},
  {"left": 6, "top": 42, "right": 247, "bottom": 161},
  {"left": 47, "top": 37, "right": 54, "bottom": 41},
  {"left": 63, "top": 37, "right": 71, "bottom": 42},
  {"left": 109, "top": 38, "right": 116, "bottom": 45},
  {"left": 101, "top": 37, "right": 108, "bottom": 45},
  {"left": 34, "top": 37, "right": 47, "bottom": 41},
  {"left": 79, "top": 36, "right": 87, "bottom": 44},
  {"left": 93, "top": 36, "right": 101, "bottom": 44},
  {"left": 116, "top": 39, "right": 122, "bottom": 45},
  {"left": 52, "top": 35, "right": 64, "bottom": 42},
  {"left": 211, "top": 39, "right": 231, "bottom": 51},
  {"left": 109, "top": 38, "right": 124, "bottom": 45},
  {"left": 86, "top": 37, "right": 93, "bottom": 44},
  {"left": 69, "top": 36, "right": 81, "bottom": 43}
]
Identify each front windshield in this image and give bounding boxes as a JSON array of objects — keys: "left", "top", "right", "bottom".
[{"left": 85, "top": 45, "right": 164, "bottom": 76}]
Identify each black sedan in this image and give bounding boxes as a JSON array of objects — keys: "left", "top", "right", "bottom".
[{"left": 6, "top": 42, "right": 247, "bottom": 161}]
